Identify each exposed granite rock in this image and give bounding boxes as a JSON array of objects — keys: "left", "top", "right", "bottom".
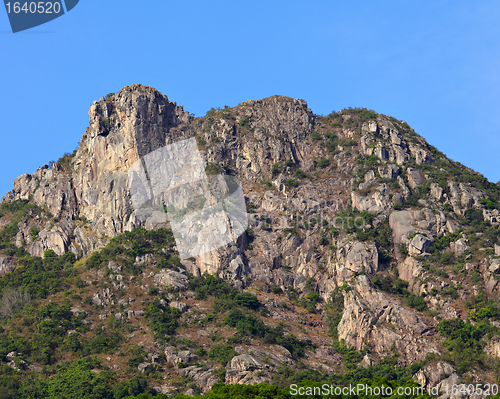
[
  {"left": 337, "top": 276, "right": 439, "bottom": 364},
  {"left": 0, "top": 255, "right": 16, "bottom": 277},
  {"left": 170, "top": 301, "right": 188, "bottom": 313},
  {"left": 178, "top": 366, "right": 219, "bottom": 393},
  {"left": 224, "top": 353, "right": 271, "bottom": 385},
  {"left": 71, "top": 85, "right": 191, "bottom": 242},
  {"left": 406, "top": 168, "right": 425, "bottom": 189},
  {"left": 485, "top": 338, "right": 500, "bottom": 359},
  {"left": 408, "top": 234, "right": 433, "bottom": 255},
  {"left": 154, "top": 269, "right": 188, "bottom": 290},
  {"left": 413, "top": 361, "right": 455, "bottom": 391},
  {"left": 164, "top": 346, "right": 198, "bottom": 366},
  {"left": 378, "top": 164, "right": 400, "bottom": 179},
  {"left": 450, "top": 238, "right": 468, "bottom": 256},
  {"left": 229, "top": 354, "right": 263, "bottom": 371}
]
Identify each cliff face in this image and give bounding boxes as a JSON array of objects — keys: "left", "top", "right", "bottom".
[
  {"left": 73, "top": 85, "right": 191, "bottom": 238},
  {"left": 2, "top": 84, "right": 500, "bottom": 393}
]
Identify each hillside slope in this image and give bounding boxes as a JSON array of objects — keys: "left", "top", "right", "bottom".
[{"left": 0, "top": 84, "right": 499, "bottom": 398}]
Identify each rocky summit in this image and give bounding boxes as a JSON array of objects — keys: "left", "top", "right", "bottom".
[{"left": 0, "top": 84, "right": 499, "bottom": 398}]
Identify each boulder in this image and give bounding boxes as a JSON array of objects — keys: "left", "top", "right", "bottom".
[
  {"left": 164, "top": 347, "right": 197, "bottom": 365},
  {"left": 485, "top": 339, "right": 500, "bottom": 359},
  {"left": 408, "top": 234, "right": 433, "bottom": 255},
  {"left": 406, "top": 168, "right": 425, "bottom": 189},
  {"left": 430, "top": 183, "right": 443, "bottom": 200},
  {"left": 378, "top": 164, "right": 400, "bottom": 179},
  {"left": 138, "top": 362, "right": 151, "bottom": 374},
  {"left": 450, "top": 238, "right": 468, "bottom": 256},
  {"left": 178, "top": 366, "right": 219, "bottom": 393},
  {"left": 170, "top": 301, "right": 188, "bottom": 313},
  {"left": 413, "top": 361, "right": 455, "bottom": 390},
  {"left": 154, "top": 270, "right": 188, "bottom": 290},
  {"left": 397, "top": 176, "right": 411, "bottom": 196},
  {"left": 229, "top": 355, "right": 263, "bottom": 371}
]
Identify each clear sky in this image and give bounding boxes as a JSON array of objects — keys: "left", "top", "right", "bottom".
[{"left": 1, "top": 1, "right": 499, "bottom": 198}]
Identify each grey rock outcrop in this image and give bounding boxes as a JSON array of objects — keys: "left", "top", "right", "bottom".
[
  {"left": 406, "top": 168, "right": 425, "bottom": 189},
  {"left": 337, "top": 276, "right": 439, "bottom": 364},
  {"left": 154, "top": 269, "right": 188, "bottom": 290},
  {"left": 225, "top": 354, "right": 267, "bottom": 385},
  {"left": 0, "top": 255, "right": 16, "bottom": 277}
]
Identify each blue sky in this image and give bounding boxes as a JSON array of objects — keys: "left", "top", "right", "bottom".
[{"left": 1, "top": 1, "right": 499, "bottom": 198}]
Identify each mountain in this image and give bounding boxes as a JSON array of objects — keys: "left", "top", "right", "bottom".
[{"left": 0, "top": 84, "right": 499, "bottom": 398}]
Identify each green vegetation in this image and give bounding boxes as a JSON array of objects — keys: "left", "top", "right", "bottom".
[
  {"left": 86, "top": 227, "right": 177, "bottom": 272},
  {"left": 311, "top": 131, "right": 322, "bottom": 141},
  {"left": 0, "top": 249, "right": 77, "bottom": 300},
  {"left": 0, "top": 199, "right": 47, "bottom": 246},
  {"left": 29, "top": 226, "right": 39, "bottom": 240},
  {"left": 372, "top": 273, "right": 427, "bottom": 311},
  {"left": 317, "top": 158, "right": 331, "bottom": 169},
  {"left": 239, "top": 115, "right": 254, "bottom": 131},
  {"left": 208, "top": 344, "right": 238, "bottom": 366},
  {"left": 188, "top": 275, "right": 260, "bottom": 310},
  {"left": 325, "top": 290, "right": 344, "bottom": 340},
  {"left": 56, "top": 148, "right": 78, "bottom": 171},
  {"left": 2, "top": 357, "right": 151, "bottom": 399},
  {"left": 145, "top": 299, "right": 180, "bottom": 341},
  {"left": 205, "top": 162, "right": 221, "bottom": 175},
  {"left": 271, "top": 160, "right": 308, "bottom": 182},
  {"left": 225, "top": 308, "right": 315, "bottom": 359},
  {"left": 437, "top": 318, "right": 500, "bottom": 375},
  {"left": 466, "top": 292, "right": 500, "bottom": 322},
  {"left": 271, "top": 162, "right": 283, "bottom": 176},
  {"left": 122, "top": 379, "right": 438, "bottom": 399}
]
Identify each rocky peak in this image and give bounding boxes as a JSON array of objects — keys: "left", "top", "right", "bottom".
[
  {"left": 71, "top": 85, "right": 191, "bottom": 238},
  {"left": 1, "top": 85, "right": 500, "bottom": 393}
]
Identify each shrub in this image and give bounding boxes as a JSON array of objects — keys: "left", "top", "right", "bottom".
[
  {"left": 300, "top": 293, "right": 319, "bottom": 313},
  {"left": 239, "top": 115, "right": 253, "bottom": 130},
  {"left": 205, "top": 162, "right": 221, "bottom": 175},
  {"left": 29, "top": 227, "right": 39, "bottom": 240},
  {"left": 271, "top": 163, "right": 283, "bottom": 176},
  {"left": 145, "top": 299, "right": 180, "bottom": 339},
  {"left": 234, "top": 292, "right": 260, "bottom": 310},
  {"left": 208, "top": 344, "right": 237, "bottom": 366},
  {"left": 317, "top": 158, "right": 331, "bottom": 169},
  {"left": 311, "top": 132, "right": 322, "bottom": 141}
]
